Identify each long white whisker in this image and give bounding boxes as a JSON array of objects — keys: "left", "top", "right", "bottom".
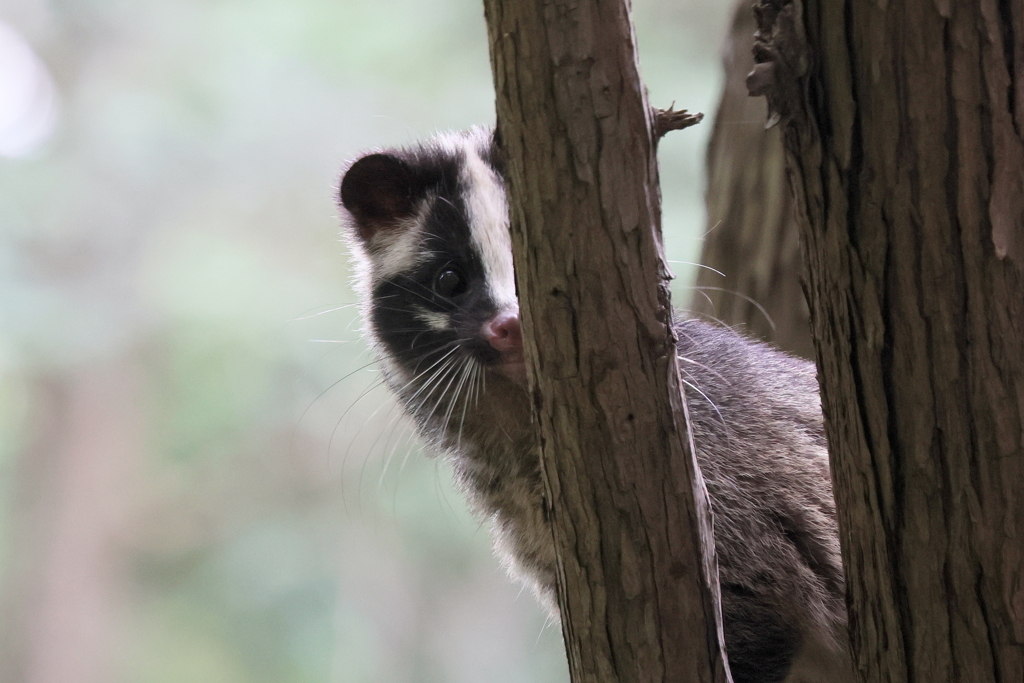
[
  {"left": 394, "top": 355, "right": 466, "bottom": 483},
  {"left": 685, "top": 285, "right": 777, "bottom": 332},
  {"left": 329, "top": 376, "right": 388, "bottom": 474},
  {"left": 377, "top": 404, "right": 417, "bottom": 488},
  {"left": 424, "top": 356, "right": 467, "bottom": 427},
  {"left": 666, "top": 261, "right": 726, "bottom": 278},
  {"left": 401, "top": 346, "right": 460, "bottom": 404},
  {"left": 409, "top": 356, "right": 460, "bottom": 418},
  {"left": 691, "top": 288, "right": 716, "bottom": 312},
  {"left": 405, "top": 345, "right": 461, "bottom": 399},
  {"left": 290, "top": 303, "right": 357, "bottom": 321},
  {"left": 471, "top": 361, "right": 483, "bottom": 407},
  {"left": 701, "top": 219, "right": 723, "bottom": 239},
  {"left": 412, "top": 355, "right": 463, "bottom": 423},
  {"left": 680, "top": 375, "right": 728, "bottom": 430},
  {"left": 678, "top": 355, "right": 731, "bottom": 386},
  {"left": 451, "top": 360, "right": 478, "bottom": 450}
]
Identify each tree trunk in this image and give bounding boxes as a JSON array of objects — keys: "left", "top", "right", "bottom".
[
  {"left": 693, "top": 0, "right": 812, "bottom": 360},
  {"left": 751, "top": 1, "right": 1024, "bottom": 681},
  {"left": 482, "top": 2, "right": 731, "bottom": 682}
]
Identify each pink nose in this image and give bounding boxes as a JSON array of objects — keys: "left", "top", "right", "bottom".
[{"left": 483, "top": 312, "right": 523, "bottom": 353}]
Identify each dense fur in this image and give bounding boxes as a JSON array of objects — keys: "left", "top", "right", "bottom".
[{"left": 339, "top": 128, "right": 852, "bottom": 683}]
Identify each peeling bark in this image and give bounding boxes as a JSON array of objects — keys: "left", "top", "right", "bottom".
[
  {"left": 482, "top": 1, "right": 731, "bottom": 682},
  {"left": 752, "top": 1, "right": 1024, "bottom": 681}
]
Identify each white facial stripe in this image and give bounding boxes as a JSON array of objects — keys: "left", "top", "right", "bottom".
[
  {"left": 368, "top": 206, "right": 428, "bottom": 281},
  {"left": 460, "top": 136, "right": 517, "bottom": 310},
  {"left": 414, "top": 307, "right": 450, "bottom": 331}
]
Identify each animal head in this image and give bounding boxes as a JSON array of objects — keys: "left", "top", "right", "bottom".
[{"left": 339, "top": 128, "right": 526, "bottom": 422}]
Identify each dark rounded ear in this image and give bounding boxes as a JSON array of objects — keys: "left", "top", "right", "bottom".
[{"left": 340, "top": 153, "right": 421, "bottom": 243}]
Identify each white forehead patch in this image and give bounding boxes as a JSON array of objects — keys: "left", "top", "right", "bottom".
[
  {"left": 458, "top": 133, "right": 516, "bottom": 311},
  {"left": 363, "top": 206, "right": 429, "bottom": 282}
]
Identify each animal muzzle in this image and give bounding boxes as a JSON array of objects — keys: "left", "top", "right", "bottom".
[{"left": 482, "top": 310, "right": 526, "bottom": 382}]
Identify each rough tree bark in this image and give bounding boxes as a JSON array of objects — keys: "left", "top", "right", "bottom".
[
  {"left": 693, "top": 0, "right": 812, "bottom": 359},
  {"left": 751, "top": 1, "right": 1024, "bottom": 682},
  {"left": 482, "top": 2, "right": 731, "bottom": 683}
]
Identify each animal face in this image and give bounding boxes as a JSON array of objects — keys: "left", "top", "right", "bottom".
[{"left": 339, "top": 129, "right": 525, "bottom": 430}]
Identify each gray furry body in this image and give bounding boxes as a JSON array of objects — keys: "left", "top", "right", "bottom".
[{"left": 339, "top": 128, "right": 852, "bottom": 683}]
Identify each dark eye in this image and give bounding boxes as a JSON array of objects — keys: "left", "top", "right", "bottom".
[{"left": 434, "top": 268, "right": 466, "bottom": 298}]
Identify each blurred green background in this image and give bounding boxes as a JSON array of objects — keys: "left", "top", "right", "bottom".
[{"left": 0, "top": 1, "right": 733, "bottom": 681}]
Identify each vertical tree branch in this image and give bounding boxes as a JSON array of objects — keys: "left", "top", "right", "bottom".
[
  {"left": 482, "top": 2, "right": 731, "bottom": 683},
  {"left": 752, "top": 0, "right": 1024, "bottom": 681},
  {"left": 693, "top": 0, "right": 811, "bottom": 359}
]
